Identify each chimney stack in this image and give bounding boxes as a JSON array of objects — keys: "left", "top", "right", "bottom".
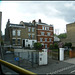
[
  {"left": 38, "top": 19, "right": 41, "bottom": 23},
  {"left": 32, "top": 20, "right": 36, "bottom": 25}
]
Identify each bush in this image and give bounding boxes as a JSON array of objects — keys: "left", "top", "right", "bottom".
[
  {"left": 49, "top": 44, "right": 54, "bottom": 50},
  {"left": 34, "top": 43, "right": 42, "bottom": 50},
  {"left": 64, "top": 42, "right": 72, "bottom": 48},
  {"left": 54, "top": 43, "right": 58, "bottom": 49}
]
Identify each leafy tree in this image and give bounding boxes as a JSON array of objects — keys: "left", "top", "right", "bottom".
[
  {"left": 57, "top": 33, "right": 67, "bottom": 39},
  {"left": 34, "top": 43, "right": 42, "bottom": 50}
]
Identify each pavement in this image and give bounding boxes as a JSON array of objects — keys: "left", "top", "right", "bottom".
[{"left": 1, "top": 51, "right": 75, "bottom": 74}]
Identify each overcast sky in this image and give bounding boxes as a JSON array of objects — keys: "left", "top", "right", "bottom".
[{"left": 0, "top": 1, "right": 75, "bottom": 35}]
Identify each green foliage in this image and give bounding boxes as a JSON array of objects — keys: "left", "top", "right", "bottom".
[
  {"left": 57, "top": 33, "right": 67, "bottom": 39},
  {"left": 64, "top": 42, "right": 72, "bottom": 48},
  {"left": 49, "top": 44, "right": 54, "bottom": 49},
  {"left": 54, "top": 43, "right": 58, "bottom": 49},
  {"left": 49, "top": 43, "right": 58, "bottom": 50},
  {"left": 34, "top": 43, "right": 42, "bottom": 50}
]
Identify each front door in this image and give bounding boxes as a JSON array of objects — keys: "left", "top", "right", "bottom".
[{"left": 23, "top": 40, "right": 25, "bottom": 48}]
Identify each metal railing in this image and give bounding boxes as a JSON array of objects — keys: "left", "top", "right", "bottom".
[{"left": 0, "top": 59, "right": 37, "bottom": 75}]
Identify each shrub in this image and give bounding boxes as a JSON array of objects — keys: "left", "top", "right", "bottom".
[
  {"left": 64, "top": 42, "right": 72, "bottom": 48},
  {"left": 54, "top": 43, "right": 58, "bottom": 49},
  {"left": 49, "top": 44, "right": 54, "bottom": 50},
  {"left": 34, "top": 43, "right": 42, "bottom": 50}
]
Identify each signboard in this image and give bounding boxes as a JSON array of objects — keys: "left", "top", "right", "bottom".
[{"left": 15, "top": 57, "right": 19, "bottom": 61}]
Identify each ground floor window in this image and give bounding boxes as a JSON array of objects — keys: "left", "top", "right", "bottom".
[
  {"left": 12, "top": 39, "right": 16, "bottom": 45},
  {"left": 17, "top": 39, "right": 21, "bottom": 45}
]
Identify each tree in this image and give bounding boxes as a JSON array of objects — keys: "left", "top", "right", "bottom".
[
  {"left": 57, "top": 33, "right": 67, "bottom": 39},
  {"left": 34, "top": 43, "right": 42, "bottom": 50}
]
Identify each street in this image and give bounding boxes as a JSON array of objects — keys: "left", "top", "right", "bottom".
[{"left": 1, "top": 52, "right": 75, "bottom": 74}]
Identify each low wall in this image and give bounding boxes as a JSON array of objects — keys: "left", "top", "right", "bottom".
[{"left": 69, "top": 50, "right": 75, "bottom": 58}]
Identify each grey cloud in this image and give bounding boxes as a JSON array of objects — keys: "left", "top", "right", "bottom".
[{"left": 17, "top": 1, "right": 75, "bottom": 23}]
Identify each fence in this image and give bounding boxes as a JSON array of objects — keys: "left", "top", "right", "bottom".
[{"left": 14, "top": 49, "right": 39, "bottom": 68}]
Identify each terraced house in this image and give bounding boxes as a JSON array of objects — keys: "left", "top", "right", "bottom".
[
  {"left": 36, "top": 19, "right": 54, "bottom": 49},
  {"left": 5, "top": 19, "right": 37, "bottom": 48}
]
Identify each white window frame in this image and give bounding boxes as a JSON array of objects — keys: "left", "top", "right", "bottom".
[
  {"left": 28, "top": 27, "right": 31, "bottom": 32},
  {"left": 41, "top": 32, "right": 44, "bottom": 36},
  {"left": 17, "top": 30, "right": 21, "bottom": 36},
  {"left": 45, "top": 44, "right": 47, "bottom": 49},
  {"left": 46, "top": 27, "right": 49, "bottom": 30},
  {"left": 32, "top": 34, "right": 35, "bottom": 39},
  {"left": 47, "top": 32, "right": 50, "bottom": 36},
  {"left": 12, "top": 30, "right": 16, "bottom": 36},
  {"left": 40, "top": 38, "right": 43, "bottom": 42},
  {"left": 32, "top": 28, "right": 35, "bottom": 32},
  {"left": 42, "top": 26, "right": 44, "bottom": 30},
  {"left": 28, "top": 33, "right": 31, "bottom": 39},
  {"left": 45, "top": 38, "right": 47, "bottom": 42},
  {"left": 45, "top": 27, "right": 46, "bottom": 30},
  {"left": 49, "top": 38, "right": 52, "bottom": 42}
]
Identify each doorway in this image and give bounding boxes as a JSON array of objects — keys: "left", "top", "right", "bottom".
[{"left": 23, "top": 40, "right": 25, "bottom": 48}]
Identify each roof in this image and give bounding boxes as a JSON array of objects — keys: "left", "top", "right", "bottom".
[
  {"left": 23, "top": 22, "right": 34, "bottom": 26},
  {"left": 9, "top": 23, "right": 25, "bottom": 28}
]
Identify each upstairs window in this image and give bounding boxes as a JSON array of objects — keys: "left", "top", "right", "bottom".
[
  {"left": 32, "top": 28, "right": 35, "bottom": 32},
  {"left": 40, "top": 38, "right": 43, "bottom": 42},
  {"left": 47, "top": 32, "right": 50, "bottom": 36},
  {"left": 46, "top": 27, "right": 49, "bottom": 30},
  {"left": 28, "top": 27, "right": 31, "bottom": 32},
  {"left": 42, "top": 26, "right": 44, "bottom": 30},
  {"left": 12, "top": 30, "right": 16, "bottom": 36},
  {"left": 17, "top": 30, "right": 21, "bottom": 36},
  {"left": 45, "top": 38, "right": 47, "bottom": 42},
  {"left": 45, "top": 44, "right": 47, "bottom": 49},
  {"left": 32, "top": 34, "right": 35, "bottom": 39},
  {"left": 41, "top": 32, "right": 44, "bottom": 36},
  {"left": 49, "top": 38, "right": 52, "bottom": 42},
  {"left": 28, "top": 33, "right": 31, "bottom": 39}
]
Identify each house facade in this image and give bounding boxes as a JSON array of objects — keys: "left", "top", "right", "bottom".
[
  {"left": 36, "top": 19, "right": 54, "bottom": 49},
  {"left": 5, "top": 19, "right": 37, "bottom": 48}
]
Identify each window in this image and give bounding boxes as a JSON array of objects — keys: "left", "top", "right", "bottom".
[
  {"left": 45, "top": 38, "right": 47, "bottom": 42},
  {"left": 41, "top": 32, "right": 44, "bottom": 36},
  {"left": 28, "top": 34, "right": 31, "bottom": 39},
  {"left": 45, "top": 44, "right": 47, "bottom": 49},
  {"left": 17, "top": 30, "right": 21, "bottom": 36},
  {"left": 26, "top": 39, "right": 28, "bottom": 42},
  {"left": 17, "top": 39, "right": 20, "bottom": 45},
  {"left": 32, "top": 41, "right": 34, "bottom": 46},
  {"left": 32, "top": 34, "right": 35, "bottom": 39},
  {"left": 45, "top": 27, "right": 46, "bottom": 30},
  {"left": 28, "top": 27, "right": 31, "bottom": 32},
  {"left": 42, "top": 26, "right": 44, "bottom": 30},
  {"left": 49, "top": 38, "right": 52, "bottom": 42},
  {"left": 12, "top": 39, "right": 16, "bottom": 45},
  {"left": 32, "top": 28, "right": 35, "bottom": 32},
  {"left": 40, "top": 38, "right": 43, "bottom": 42},
  {"left": 46, "top": 27, "right": 49, "bottom": 30},
  {"left": 47, "top": 32, "right": 50, "bottom": 36},
  {"left": 12, "top": 30, "right": 16, "bottom": 36}
]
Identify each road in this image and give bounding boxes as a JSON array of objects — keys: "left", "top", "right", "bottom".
[{"left": 1, "top": 51, "right": 75, "bottom": 74}]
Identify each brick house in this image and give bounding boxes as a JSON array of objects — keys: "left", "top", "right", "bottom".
[
  {"left": 5, "top": 19, "right": 37, "bottom": 48},
  {"left": 36, "top": 19, "right": 54, "bottom": 49}
]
